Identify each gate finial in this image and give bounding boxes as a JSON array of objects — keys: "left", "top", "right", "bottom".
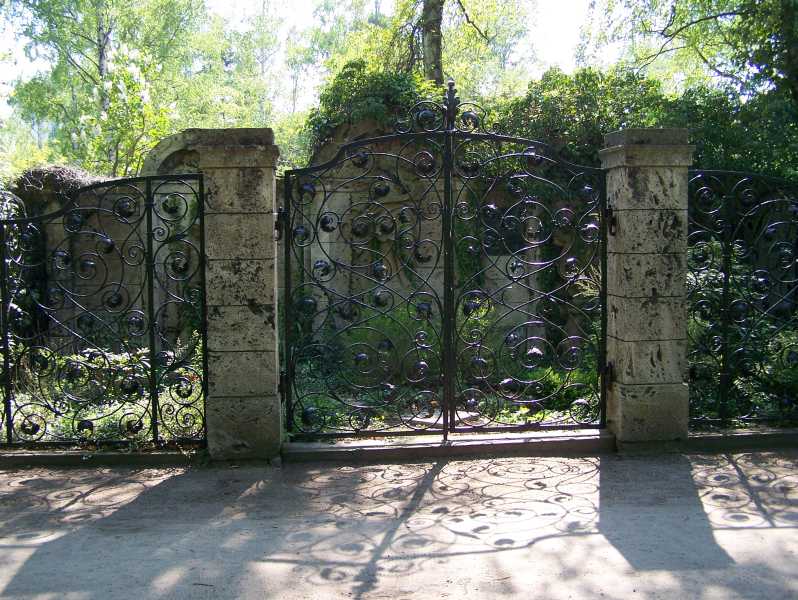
[{"left": 444, "top": 78, "right": 459, "bottom": 130}]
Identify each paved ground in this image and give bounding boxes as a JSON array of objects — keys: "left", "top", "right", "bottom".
[{"left": 0, "top": 451, "right": 797, "bottom": 599}]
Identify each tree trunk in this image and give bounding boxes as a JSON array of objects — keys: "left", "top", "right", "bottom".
[
  {"left": 421, "top": 0, "right": 444, "bottom": 85},
  {"left": 96, "top": 2, "right": 112, "bottom": 111},
  {"left": 95, "top": 1, "right": 116, "bottom": 172},
  {"left": 778, "top": 0, "right": 798, "bottom": 109}
]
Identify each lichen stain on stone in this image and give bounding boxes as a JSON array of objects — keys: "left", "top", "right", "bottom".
[
  {"left": 236, "top": 169, "right": 265, "bottom": 202},
  {"left": 262, "top": 304, "right": 276, "bottom": 328},
  {"left": 246, "top": 299, "right": 263, "bottom": 315}
]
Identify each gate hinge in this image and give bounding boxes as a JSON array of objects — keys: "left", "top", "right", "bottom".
[
  {"left": 274, "top": 206, "right": 287, "bottom": 242},
  {"left": 606, "top": 205, "right": 618, "bottom": 236},
  {"left": 604, "top": 362, "right": 616, "bottom": 386},
  {"left": 278, "top": 370, "right": 287, "bottom": 396}
]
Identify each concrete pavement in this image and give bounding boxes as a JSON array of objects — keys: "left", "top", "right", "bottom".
[{"left": 0, "top": 451, "right": 796, "bottom": 599}]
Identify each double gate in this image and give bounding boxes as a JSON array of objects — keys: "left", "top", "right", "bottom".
[{"left": 282, "top": 83, "right": 607, "bottom": 439}]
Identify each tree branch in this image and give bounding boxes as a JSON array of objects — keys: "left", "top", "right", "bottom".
[
  {"left": 62, "top": 51, "right": 99, "bottom": 85},
  {"left": 635, "top": 8, "right": 750, "bottom": 73},
  {"left": 455, "top": 0, "right": 491, "bottom": 42},
  {"left": 635, "top": 43, "right": 689, "bottom": 71},
  {"left": 659, "top": 10, "right": 748, "bottom": 40},
  {"left": 694, "top": 44, "right": 746, "bottom": 85}
]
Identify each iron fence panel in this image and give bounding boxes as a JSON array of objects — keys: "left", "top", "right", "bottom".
[{"left": 0, "top": 175, "right": 207, "bottom": 445}]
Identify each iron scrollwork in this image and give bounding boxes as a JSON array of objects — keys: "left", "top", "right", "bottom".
[
  {"left": 0, "top": 175, "right": 207, "bottom": 444},
  {"left": 283, "top": 81, "right": 606, "bottom": 438},
  {"left": 688, "top": 171, "right": 798, "bottom": 424}
]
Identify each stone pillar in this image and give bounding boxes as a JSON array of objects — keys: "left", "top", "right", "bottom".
[
  {"left": 599, "top": 129, "right": 693, "bottom": 444},
  {"left": 144, "top": 128, "right": 281, "bottom": 459}
]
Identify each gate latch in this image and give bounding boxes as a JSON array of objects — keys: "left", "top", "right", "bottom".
[
  {"left": 606, "top": 204, "right": 618, "bottom": 236},
  {"left": 274, "top": 206, "right": 287, "bottom": 242}
]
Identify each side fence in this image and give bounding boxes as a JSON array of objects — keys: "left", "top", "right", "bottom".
[
  {"left": 0, "top": 175, "right": 207, "bottom": 445},
  {"left": 687, "top": 171, "right": 798, "bottom": 425}
]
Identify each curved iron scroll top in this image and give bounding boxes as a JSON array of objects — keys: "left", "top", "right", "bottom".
[{"left": 395, "top": 78, "right": 489, "bottom": 135}]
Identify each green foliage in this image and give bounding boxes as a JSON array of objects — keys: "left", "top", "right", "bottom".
[
  {"left": 438, "top": 0, "right": 534, "bottom": 97},
  {"left": 14, "top": 330, "right": 204, "bottom": 441},
  {"left": 495, "top": 67, "right": 666, "bottom": 165},
  {"left": 291, "top": 292, "right": 600, "bottom": 432},
  {"left": 0, "top": 114, "right": 60, "bottom": 184},
  {"left": 585, "top": 0, "right": 798, "bottom": 106},
  {"left": 493, "top": 67, "right": 798, "bottom": 178},
  {"left": 687, "top": 233, "right": 798, "bottom": 425},
  {"left": 7, "top": 0, "right": 208, "bottom": 176},
  {"left": 306, "top": 59, "right": 439, "bottom": 153},
  {"left": 5, "top": 0, "right": 283, "bottom": 176},
  {"left": 667, "top": 86, "right": 798, "bottom": 179}
]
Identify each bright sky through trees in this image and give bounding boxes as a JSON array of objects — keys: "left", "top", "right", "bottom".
[
  {"left": 1, "top": 0, "right": 601, "bottom": 117},
  {"left": 1, "top": 1, "right": 795, "bottom": 182}
]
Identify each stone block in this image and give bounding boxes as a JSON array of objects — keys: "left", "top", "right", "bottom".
[
  {"left": 605, "top": 167, "right": 689, "bottom": 210},
  {"left": 204, "top": 214, "right": 275, "bottom": 260},
  {"left": 607, "top": 337, "right": 687, "bottom": 385},
  {"left": 607, "top": 295, "right": 686, "bottom": 342},
  {"left": 143, "top": 128, "right": 276, "bottom": 173},
  {"left": 206, "top": 258, "right": 275, "bottom": 306},
  {"left": 206, "top": 395, "right": 281, "bottom": 459},
  {"left": 600, "top": 129, "right": 693, "bottom": 170},
  {"left": 608, "top": 209, "right": 687, "bottom": 254},
  {"left": 208, "top": 350, "right": 278, "bottom": 397},
  {"left": 207, "top": 304, "right": 276, "bottom": 352},
  {"left": 607, "top": 383, "right": 689, "bottom": 442},
  {"left": 604, "top": 128, "right": 690, "bottom": 147},
  {"left": 607, "top": 252, "right": 686, "bottom": 298},
  {"left": 203, "top": 168, "right": 274, "bottom": 213},
  {"left": 198, "top": 147, "right": 279, "bottom": 169}
]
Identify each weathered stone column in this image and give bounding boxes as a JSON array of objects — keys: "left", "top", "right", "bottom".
[
  {"left": 144, "top": 128, "right": 281, "bottom": 459},
  {"left": 599, "top": 129, "right": 693, "bottom": 444}
]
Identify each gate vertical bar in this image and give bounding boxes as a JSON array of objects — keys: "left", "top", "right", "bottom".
[
  {"left": 717, "top": 191, "right": 733, "bottom": 422},
  {"left": 0, "top": 224, "right": 12, "bottom": 443},
  {"left": 145, "top": 178, "right": 160, "bottom": 443},
  {"left": 441, "top": 81, "right": 459, "bottom": 440},
  {"left": 198, "top": 175, "right": 210, "bottom": 443},
  {"left": 599, "top": 173, "right": 608, "bottom": 428},
  {"left": 282, "top": 174, "right": 294, "bottom": 432}
]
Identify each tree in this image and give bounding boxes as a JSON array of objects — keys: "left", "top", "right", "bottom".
[
  {"left": 6, "top": 0, "right": 283, "bottom": 175},
  {"left": 7, "top": 0, "right": 206, "bottom": 175},
  {"left": 495, "top": 67, "right": 798, "bottom": 178},
  {"left": 420, "top": 0, "right": 444, "bottom": 84},
  {"left": 585, "top": 0, "right": 798, "bottom": 107},
  {"left": 302, "top": 0, "right": 533, "bottom": 97},
  {"left": 0, "top": 113, "right": 59, "bottom": 183}
]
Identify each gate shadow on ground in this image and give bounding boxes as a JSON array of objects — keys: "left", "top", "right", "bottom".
[{"left": 1, "top": 452, "right": 797, "bottom": 599}]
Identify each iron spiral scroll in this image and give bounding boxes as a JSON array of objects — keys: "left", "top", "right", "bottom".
[
  {"left": 283, "top": 81, "right": 607, "bottom": 438},
  {"left": 688, "top": 171, "right": 798, "bottom": 424},
  {"left": 0, "top": 175, "right": 207, "bottom": 444}
]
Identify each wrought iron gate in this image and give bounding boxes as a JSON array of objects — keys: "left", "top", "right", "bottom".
[
  {"left": 0, "top": 175, "right": 207, "bottom": 445},
  {"left": 282, "top": 82, "right": 606, "bottom": 439}
]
